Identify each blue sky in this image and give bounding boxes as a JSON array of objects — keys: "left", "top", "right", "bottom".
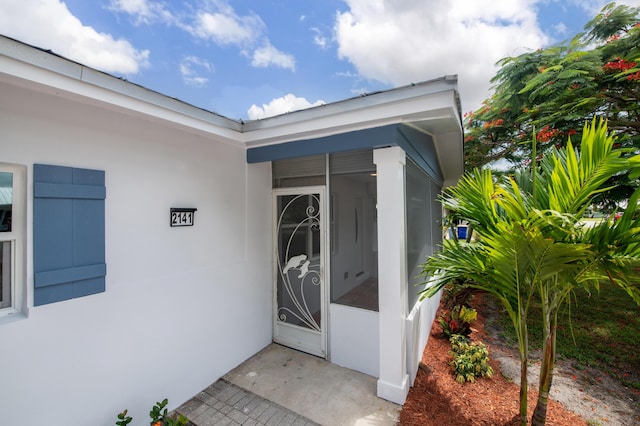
[{"left": 1, "top": 0, "right": 638, "bottom": 120}]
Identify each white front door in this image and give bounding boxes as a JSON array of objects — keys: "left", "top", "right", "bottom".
[{"left": 273, "top": 187, "right": 326, "bottom": 357}]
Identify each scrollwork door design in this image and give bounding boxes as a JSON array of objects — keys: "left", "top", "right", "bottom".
[{"left": 273, "top": 188, "right": 325, "bottom": 357}]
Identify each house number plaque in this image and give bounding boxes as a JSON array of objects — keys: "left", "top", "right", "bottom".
[{"left": 170, "top": 208, "right": 197, "bottom": 227}]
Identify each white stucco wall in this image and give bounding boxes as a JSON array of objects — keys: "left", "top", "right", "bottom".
[
  {"left": 329, "top": 303, "right": 379, "bottom": 377},
  {"left": 0, "top": 82, "right": 273, "bottom": 425}
]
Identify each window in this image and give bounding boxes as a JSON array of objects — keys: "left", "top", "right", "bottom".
[
  {"left": 406, "top": 159, "right": 434, "bottom": 310},
  {"left": 0, "top": 241, "right": 10, "bottom": 309},
  {"left": 0, "top": 171, "right": 13, "bottom": 309},
  {"left": 0, "top": 164, "right": 25, "bottom": 316}
]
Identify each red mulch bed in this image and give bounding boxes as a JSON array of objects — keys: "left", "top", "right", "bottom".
[{"left": 399, "top": 295, "right": 587, "bottom": 425}]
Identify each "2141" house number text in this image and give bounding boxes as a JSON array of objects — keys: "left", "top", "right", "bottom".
[{"left": 170, "top": 208, "right": 196, "bottom": 227}]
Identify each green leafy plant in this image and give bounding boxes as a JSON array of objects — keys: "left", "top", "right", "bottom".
[
  {"left": 116, "top": 398, "right": 188, "bottom": 426},
  {"left": 116, "top": 409, "right": 132, "bottom": 426},
  {"left": 441, "top": 279, "right": 482, "bottom": 309},
  {"left": 149, "top": 398, "right": 189, "bottom": 426},
  {"left": 449, "top": 334, "right": 494, "bottom": 384},
  {"left": 439, "top": 304, "right": 478, "bottom": 337}
]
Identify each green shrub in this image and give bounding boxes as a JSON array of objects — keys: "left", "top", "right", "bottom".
[
  {"left": 441, "top": 280, "right": 481, "bottom": 309},
  {"left": 449, "top": 334, "right": 494, "bottom": 383},
  {"left": 439, "top": 304, "right": 478, "bottom": 337}
]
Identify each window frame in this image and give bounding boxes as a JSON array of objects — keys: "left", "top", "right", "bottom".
[{"left": 0, "top": 163, "right": 26, "bottom": 318}]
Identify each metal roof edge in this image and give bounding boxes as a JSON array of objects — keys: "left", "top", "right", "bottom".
[{"left": 241, "top": 76, "right": 459, "bottom": 133}]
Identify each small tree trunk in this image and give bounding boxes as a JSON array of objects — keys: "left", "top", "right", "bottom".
[
  {"left": 531, "top": 310, "right": 557, "bottom": 425},
  {"left": 519, "top": 351, "right": 529, "bottom": 426},
  {"left": 518, "top": 312, "right": 529, "bottom": 426}
]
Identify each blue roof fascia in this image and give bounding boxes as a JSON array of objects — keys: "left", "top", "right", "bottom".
[
  {"left": 247, "top": 123, "right": 444, "bottom": 185},
  {"left": 396, "top": 126, "right": 443, "bottom": 185},
  {"left": 246, "top": 125, "right": 398, "bottom": 163}
]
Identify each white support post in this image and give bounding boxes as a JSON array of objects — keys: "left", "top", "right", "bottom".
[{"left": 373, "top": 146, "right": 409, "bottom": 404}]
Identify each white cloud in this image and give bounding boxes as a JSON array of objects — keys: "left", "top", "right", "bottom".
[
  {"left": 334, "top": 70, "right": 359, "bottom": 78},
  {"left": 179, "top": 56, "right": 214, "bottom": 87},
  {"left": 311, "top": 27, "right": 329, "bottom": 49},
  {"left": 251, "top": 42, "right": 296, "bottom": 70},
  {"left": 553, "top": 22, "right": 568, "bottom": 35},
  {"left": 184, "top": 55, "right": 213, "bottom": 72},
  {"left": 334, "top": 0, "right": 550, "bottom": 113},
  {"left": 190, "top": 7, "right": 264, "bottom": 46},
  {"left": 0, "top": 0, "right": 149, "bottom": 74},
  {"left": 349, "top": 87, "right": 369, "bottom": 96},
  {"left": 248, "top": 94, "right": 325, "bottom": 119},
  {"left": 567, "top": 0, "right": 640, "bottom": 15},
  {"left": 187, "top": 1, "right": 294, "bottom": 71},
  {"left": 109, "top": 0, "right": 175, "bottom": 25}
]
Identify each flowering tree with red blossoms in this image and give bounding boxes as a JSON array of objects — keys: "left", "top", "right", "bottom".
[{"left": 465, "top": 2, "right": 640, "bottom": 210}]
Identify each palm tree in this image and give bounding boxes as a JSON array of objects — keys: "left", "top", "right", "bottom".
[
  {"left": 528, "top": 121, "right": 640, "bottom": 424},
  {"left": 420, "top": 119, "right": 640, "bottom": 425}
]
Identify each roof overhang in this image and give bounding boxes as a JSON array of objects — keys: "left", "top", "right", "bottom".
[
  {"left": 242, "top": 79, "right": 464, "bottom": 186},
  {"left": 0, "top": 34, "right": 464, "bottom": 185}
]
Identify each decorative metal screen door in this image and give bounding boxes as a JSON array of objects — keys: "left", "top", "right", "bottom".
[{"left": 273, "top": 187, "right": 326, "bottom": 358}]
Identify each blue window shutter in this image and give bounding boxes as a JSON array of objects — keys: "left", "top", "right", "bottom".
[{"left": 33, "top": 164, "right": 106, "bottom": 306}]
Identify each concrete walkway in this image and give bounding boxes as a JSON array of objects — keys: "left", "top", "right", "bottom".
[
  {"left": 176, "top": 344, "right": 400, "bottom": 426},
  {"left": 176, "top": 378, "right": 318, "bottom": 426}
]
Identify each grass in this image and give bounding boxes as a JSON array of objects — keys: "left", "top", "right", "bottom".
[{"left": 496, "top": 281, "right": 640, "bottom": 390}]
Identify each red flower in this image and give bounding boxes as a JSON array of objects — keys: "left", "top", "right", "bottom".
[
  {"left": 627, "top": 71, "right": 640, "bottom": 81},
  {"left": 483, "top": 118, "right": 504, "bottom": 128},
  {"left": 536, "top": 125, "right": 559, "bottom": 142},
  {"left": 606, "top": 34, "right": 621, "bottom": 43},
  {"left": 603, "top": 58, "right": 637, "bottom": 72}
]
